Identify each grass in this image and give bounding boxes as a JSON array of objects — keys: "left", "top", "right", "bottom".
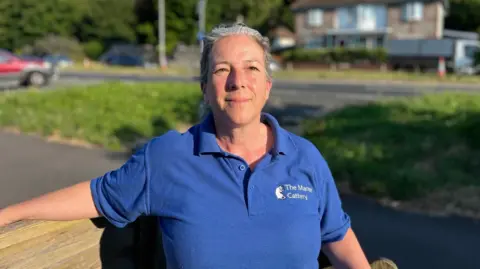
[
  {"left": 64, "top": 62, "right": 199, "bottom": 77},
  {"left": 0, "top": 82, "right": 202, "bottom": 151},
  {"left": 302, "top": 92, "right": 480, "bottom": 209}
]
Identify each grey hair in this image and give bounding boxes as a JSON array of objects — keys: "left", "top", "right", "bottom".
[{"left": 199, "top": 22, "right": 273, "bottom": 84}]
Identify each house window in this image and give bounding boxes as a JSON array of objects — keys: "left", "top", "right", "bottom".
[
  {"left": 336, "top": 7, "right": 356, "bottom": 29},
  {"left": 376, "top": 36, "right": 385, "bottom": 47},
  {"left": 374, "top": 5, "right": 388, "bottom": 29},
  {"left": 326, "top": 36, "right": 335, "bottom": 48},
  {"left": 403, "top": 2, "right": 423, "bottom": 21},
  {"left": 304, "top": 36, "right": 325, "bottom": 48},
  {"left": 357, "top": 4, "right": 376, "bottom": 30},
  {"left": 307, "top": 9, "right": 323, "bottom": 27}
]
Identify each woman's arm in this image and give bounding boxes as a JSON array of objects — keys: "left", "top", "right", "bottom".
[
  {"left": 322, "top": 228, "right": 370, "bottom": 269},
  {"left": 0, "top": 181, "right": 100, "bottom": 227}
]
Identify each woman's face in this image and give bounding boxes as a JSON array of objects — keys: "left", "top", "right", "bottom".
[{"left": 203, "top": 34, "right": 272, "bottom": 127}]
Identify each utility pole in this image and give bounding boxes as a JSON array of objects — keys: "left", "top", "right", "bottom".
[
  {"left": 197, "top": 0, "right": 207, "bottom": 53},
  {"left": 158, "top": 0, "right": 167, "bottom": 69}
]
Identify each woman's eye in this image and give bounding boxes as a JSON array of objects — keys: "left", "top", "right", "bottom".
[
  {"left": 248, "top": 66, "right": 259, "bottom": 71},
  {"left": 214, "top": 68, "right": 229, "bottom": 73}
]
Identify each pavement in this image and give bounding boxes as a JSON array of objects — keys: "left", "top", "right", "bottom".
[
  {"left": 1, "top": 75, "right": 480, "bottom": 268},
  {"left": 0, "top": 131, "right": 122, "bottom": 207}
]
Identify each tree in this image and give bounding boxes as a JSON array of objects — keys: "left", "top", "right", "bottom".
[
  {"left": 207, "top": 0, "right": 284, "bottom": 29},
  {"left": 72, "top": 0, "right": 137, "bottom": 44},
  {"left": 257, "top": 0, "right": 295, "bottom": 35},
  {"left": 0, "top": 0, "right": 82, "bottom": 51},
  {"left": 444, "top": 0, "right": 480, "bottom": 32}
]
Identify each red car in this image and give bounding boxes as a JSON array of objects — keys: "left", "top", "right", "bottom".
[{"left": 0, "top": 49, "right": 58, "bottom": 88}]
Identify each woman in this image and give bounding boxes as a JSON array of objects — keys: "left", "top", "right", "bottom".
[{"left": 0, "top": 23, "right": 371, "bottom": 269}]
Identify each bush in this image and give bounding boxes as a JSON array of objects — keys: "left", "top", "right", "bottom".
[
  {"left": 0, "top": 82, "right": 203, "bottom": 151},
  {"left": 281, "top": 47, "right": 387, "bottom": 65},
  {"left": 83, "top": 41, "right": 105, "bottom": 60},
  {"left": 302, "top": 92, "right": 480, "bottom": 201},
  {"left": 26, "top": 35, "right": 85, "bottom": 61}
]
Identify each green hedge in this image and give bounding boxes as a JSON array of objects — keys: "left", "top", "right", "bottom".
[
  {"left": 0, "top": 82, "right": 202, "bottom": 151},
  {"left": 302, "top": 93, "right": 480, "bottom": 201},
  {"left": 281, "top": 47, "right": 387, "bottom": 65}
]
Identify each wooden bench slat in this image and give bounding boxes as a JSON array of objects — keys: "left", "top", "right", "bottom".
[
  {"left": 0, "top": 220, "right": 83, "bottom": 250},
  {"left": 0, "top": 219, "right": 103, "bottom": 269},
  {"left": 50, "top": 244, "right": 102, "bottom": 269},
  {"left": 0, "top": 220, "right": 46, "bottom": 234}
]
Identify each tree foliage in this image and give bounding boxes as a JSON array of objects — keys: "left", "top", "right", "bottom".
[
  {"left": 0, "top": 0, "right": 477, "bottom": 59},
  {"left": 444, "top": 0, "right": 480, "bottom": 33}
]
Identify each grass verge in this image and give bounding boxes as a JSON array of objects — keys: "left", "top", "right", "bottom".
[
  {"left": 0, "top": 82, "right": 202, "bottom": 151},
  {"left": 64, "top": 62, "right": 199, "bottom": 77},
  {"left": 302, "top": 92, "right": 480, "bottom": 217}
]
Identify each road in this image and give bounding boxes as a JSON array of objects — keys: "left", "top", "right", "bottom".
[
  {"left": 59, "top": 71, "right": 480, "bottom": 96},
  {"left": 1, "top": 74, "right": 480, "bottom": 268}
]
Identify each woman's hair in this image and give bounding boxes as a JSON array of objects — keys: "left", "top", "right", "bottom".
[{"left": 198, "top": 23, "right": 273, "bottom": 120}]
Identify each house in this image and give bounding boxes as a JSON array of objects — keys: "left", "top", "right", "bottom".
[
  {"left": 268, "top": 26, "right": 297, "bottom": 52},
  {"left": 290, "top": 0, "right": 449, "bottom": 49}
]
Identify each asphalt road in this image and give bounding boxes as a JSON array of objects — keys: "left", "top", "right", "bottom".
[
  {"left": 1, "top": 75, "right": 480, "bottom": 268},
  {"left": 59, "top": 71, "right": 480, "bottom": 97}
]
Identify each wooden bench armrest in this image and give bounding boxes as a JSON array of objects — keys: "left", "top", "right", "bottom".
[{"left": 0, "top": 217, "right": 160, "bottom": 269}]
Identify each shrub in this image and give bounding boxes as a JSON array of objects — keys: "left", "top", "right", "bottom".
[
  {"left": 83, "top": 41, "right": 105, "bottom": 60},
  {"left": 281, "top": 47, "right": 387, "bottom": 65},
  {"left": 28, "top": 35, "right": 85, "bottom": 61}
]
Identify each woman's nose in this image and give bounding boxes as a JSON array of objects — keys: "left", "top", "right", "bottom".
[{"left": 226, "top": 69, "right": 245, "bottom": 91}]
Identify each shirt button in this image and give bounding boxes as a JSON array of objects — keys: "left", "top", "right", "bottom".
[{"left": 239, "top": 164, "right": 246, "bottom": 171}]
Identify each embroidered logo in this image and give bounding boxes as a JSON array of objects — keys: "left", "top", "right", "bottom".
[
  {"left": 275, "top": 184, "right": 313, "bottom": 201},
  {"left": 275, "top": 186, "right": 286, "bottom": 200}
]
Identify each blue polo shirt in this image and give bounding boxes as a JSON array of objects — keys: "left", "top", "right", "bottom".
[{"left": 91, "top": 112, "right": 351, "bottom": 269}]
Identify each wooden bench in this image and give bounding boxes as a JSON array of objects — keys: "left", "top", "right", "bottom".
[
  {"left": 0, "top": 216, "right": 162, "bottom": 269},
  {"left": 0, "top": 217, "right": 396, "bottom": 269}
]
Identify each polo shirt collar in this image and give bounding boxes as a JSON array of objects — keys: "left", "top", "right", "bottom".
[
  {"left": 196, "top": 113, "right": 223, "bottom": 155},
  {"left": 196, "top": 112, "right": 296, "bottom": 156},
  {"left": 262, "top": 112, "right": 296, "bottom": 155}
]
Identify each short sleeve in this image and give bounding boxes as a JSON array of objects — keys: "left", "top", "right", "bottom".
[
  {"left": 90, "top": 143, "right": 151, "bottom": 228},
  {"left": 317, "top": 156, "right": 351, "bottom": 244}
]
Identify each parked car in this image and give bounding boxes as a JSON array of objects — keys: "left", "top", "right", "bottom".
[
  {"left": 43, "top": 54, "right": 74, "bottom": 69},
  {"left": 0, "top": 49, "right": 58, "bottom": 88},
  {"left": 99, "top": 44, "right": 158, "bottom": 68}
]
